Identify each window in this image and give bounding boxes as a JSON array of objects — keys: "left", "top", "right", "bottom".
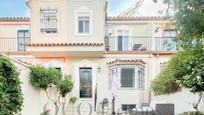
[
  {"left": 138, "top": 67, "right": 145, "bottom": 89},
  {"left": 75, "top": 7, "right": 93, "bottom": 35},
  {"left": 163, "top": 30, "right": 177, "bottom": 51},
  {"left": 109, "top": 68, "right": 118, "bottom": 90},
  {"left": 78, "top": 16, "right": 90, "bottom": 33},
  {"left": 109, "top": 64, "right": 145, "bottom": 89},
  {"left": 108, "top": 69, "right": 114, "bottom": 90},
  {"left": 17, "top": 30, "right": 30, "bottom": 51},
  {"left": 117, "top": 29, "right": 129, "bottom": 51},
  {"left": 122, "top": 104, "right": 136, "bottom": 111},
  {"left": 40, "top": 8, "right": 58, "bottom": 33},
  {"left": 79, "top": 68, "right": 92, "bottom": 98},
  {"left": 54, "top": 67, "right": 61, "bottom": 72},
  {"left": 121, "top": 68, "right": 135, "bottom": 88},
  {"left": 164, "top": 30, "right": 176, "bottom": 37}
]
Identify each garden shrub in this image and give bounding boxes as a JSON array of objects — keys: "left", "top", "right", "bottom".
[
  {"left": 29, "top": 65, "right": 73, "bottom": 115},
  {"left": 58, "top": 75, "right": 73, "bottom": 97},
  {"left": 30, "top": 65, "right": 62, "bottom": 89},
  {"left": 151, "top": 51, "right": 191, "bottom": 94},
  {"left": 0, "top": 55, "right": 23, "bottom": 115}
]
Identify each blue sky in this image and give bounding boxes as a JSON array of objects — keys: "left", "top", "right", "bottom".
[
  {"left": 0, "top": 0, "right": 138, "bottom": 17},
  {"left": 0, "top": 0, "right": 163, "bottom": 17},
  {"left": 108, "top": 0, "right": 136, "bottom": 16},
  {"left": 0, "top": 0, "right": 29, "bottom": 17}
]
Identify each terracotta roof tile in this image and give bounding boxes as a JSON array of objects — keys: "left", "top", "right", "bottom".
[
  {"left": 107, "top": 16, "right": 163, "bottom": 21},
  {"left": 27, "top": 43, "right": 103, "bottom": 47},
  {"left": 107, "top": 59, "right": 146, "bottom": 65},
  {"left": 0, "top": 17, "right": 30, "bottom": 22}
]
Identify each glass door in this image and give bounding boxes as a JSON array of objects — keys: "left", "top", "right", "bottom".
[
  {"left": 117, "top": 29, "right": 129, "bottom": 51},
  {"left": 79, "top": 68, "right": 92, "bottom": 98},
  {"left": 17, "top": 30, "right": 30, "bottom": 51}
]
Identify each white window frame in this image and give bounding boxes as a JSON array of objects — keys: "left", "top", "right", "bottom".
[
  {"left": 115, "top": 26, "right": 132, "bottom": 51},
  {"left": 108, "top": 67, "right": 118, "bottom": 90},
  {"left": 78, "top": 16, "right": 90, "bottom": 34},
  {"left": 74, "top": 7, "right": 93, "bottom": 36},
  {"left": 109, "top": 64, "right": 145, "bottom": 90},
  {"left": 40, "top": 7, "right": 58, "bottom": 34},
  {"left": 73, "top": 60, "right": 97, "bottom": 101},
  {"left": 138, "top": 67, "right": 145, "bottom": 89}
]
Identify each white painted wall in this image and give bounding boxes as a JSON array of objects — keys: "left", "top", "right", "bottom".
[
  {"left": 152, "top": 89, "right": 204, "bottom": 114},
  {"left": 5, "top": 55, "right": 64, "bottom": 115},
  {"left": 29, "top": 0, "right": 105, "bottom": 44}
]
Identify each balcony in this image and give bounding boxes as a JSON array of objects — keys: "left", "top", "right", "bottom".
[
  {"left": 105, "top": 36, "right": 177, "bottom": 52},
  {"left": 0, "top": 36, "right": 176, "bottom": 56},
  {"left": 0, "top": 37, "right": 104, "bottom": 57},
  {"left": 0, "top": 37, "right": 31, "bottom": 52}
]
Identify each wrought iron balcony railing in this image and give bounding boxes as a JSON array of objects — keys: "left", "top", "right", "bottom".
[
  {"left": 155, "top": 37, "right": 177, "bottom": 51},
  {"left": 105, "top": 36, "right": 177, "bottom": 52},
  {"left": 0, "top": 36, "right": 176, "bottom": 53},
  {"left": 0, "top": 37, "right": 31, "bottom": 52}
]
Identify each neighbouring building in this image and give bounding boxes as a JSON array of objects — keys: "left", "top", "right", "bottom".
[{"left": 0, "top": 0, "right": 188, "bottom": 114}]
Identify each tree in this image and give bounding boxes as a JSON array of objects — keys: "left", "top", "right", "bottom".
[
  {"left": 152, "top": 0, "right": 204, "bottom": 113},
  {"left": 154, "top": 0, "right": 204, "bottom": 48},
  {"left": 0, "top": 55, "right": 23, "bottom": 115},
  {"left": 151, "top": 51, "right": 191, "bottom": 94},
  {"left": 152, "top": 47, "right": 204, "bottom": 113},
  {"left": 180, "top": 45, "right": 204, "bottom": 112},
  {"left": 30, "top": 65, "right": 73, "bottom": 115}
]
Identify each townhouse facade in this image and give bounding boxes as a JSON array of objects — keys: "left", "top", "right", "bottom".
[{"left": 0, "top": 0, "right": 177, "bottom": 114}]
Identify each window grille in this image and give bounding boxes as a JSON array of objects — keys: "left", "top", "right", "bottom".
[
  {"left": 108, "top": 64, "right": 145, "bottom": 89},
  {"left": 121, "top": 68, "right": 135, "bottom": 88},
  {"left": 17, "top": 30, "right": 30, "bottom": 51},
  {"left": 40, "top": 8, "right": 58, "bottom": 33}
]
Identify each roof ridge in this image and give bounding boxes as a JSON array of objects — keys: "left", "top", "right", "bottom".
[
  {"left": 108, "top": 16, "right": 163, "bottom": 18},
  {"left": 0, "top": 17, "right": 30, "bottom": 22},
  {"left": 0, "top": 17, "right": 30, "bottom": 19}
]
